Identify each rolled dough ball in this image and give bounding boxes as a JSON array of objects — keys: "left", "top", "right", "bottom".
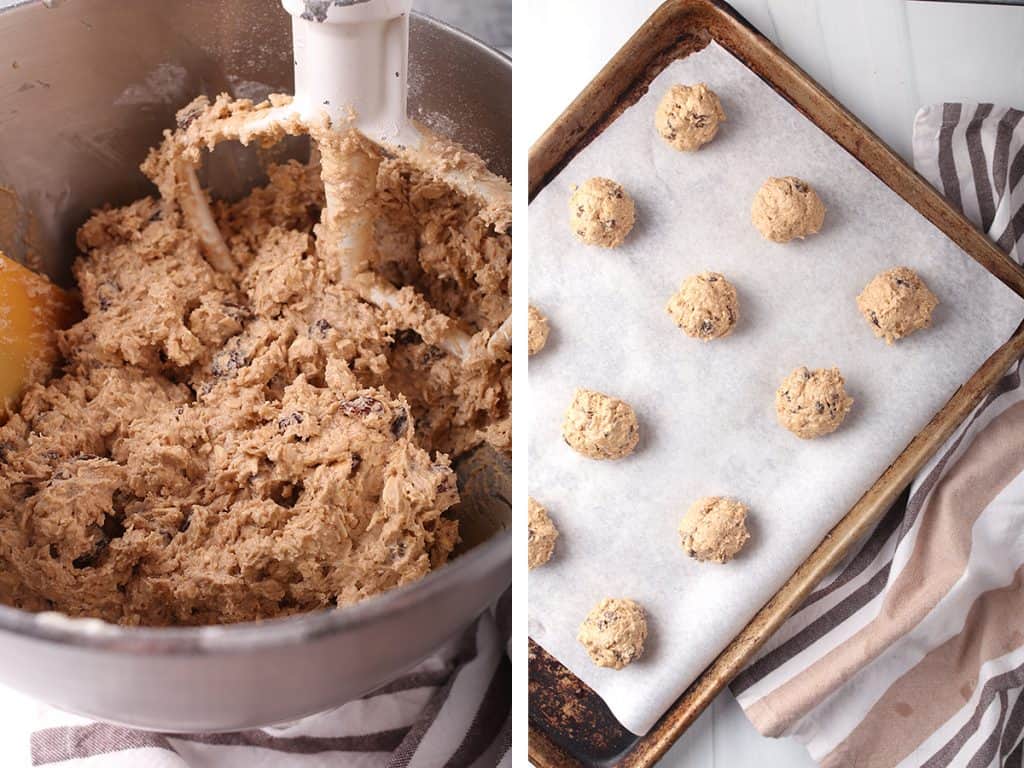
[
  {"left": 857, "top": 267, "right": 939, "bottom": 344},
  {"left": 569, "top": 177, "right": 636, "bottom": 248},
  {"left": 775, "top": 366, "right": 854, "bottom": 439},
  {"left": 528, "top": 305, "right": 550, "bottom": 356},
  {"left": 528, "top": 497, "right": 558, "bottom": 569},
  {"left": 666, "top": 271, "right": 739, "bottom": 341},
  {"left": 752, "top": 177, "right": 826, "bottom": 243},
  {"left": 562, "top": 388, "right": 640, "bottom": 460},
  {"left": 577, "top": 597, "right": 648, "bottom": 670},
  {"left": 679, "top": 496, "right": 750, "bottom": 563},
  {"left": 655, "top": 83, "right": 726, "bottom": 152}
]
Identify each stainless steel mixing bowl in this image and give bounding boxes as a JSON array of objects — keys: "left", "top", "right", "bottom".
[{"left": 0, "top": 0, "right": 511, "bottom": 732}]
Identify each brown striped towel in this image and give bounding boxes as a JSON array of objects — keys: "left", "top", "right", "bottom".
[
  {"left": 732, "top": 103, "right": 1024, "bottom": 767},
  {"left": 26, "top": 592, "right": 510, "bottom": 767}
]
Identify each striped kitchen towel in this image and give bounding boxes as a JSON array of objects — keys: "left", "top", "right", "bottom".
[
  {"left": 915, "top": 104, "right": 1023, "bottom": 261},
  {"left": 731, "top": 104, "right": 1024, "bottom": 767},
  {"left": 26, "top": 592, "right": 510, "bottom": 767}
]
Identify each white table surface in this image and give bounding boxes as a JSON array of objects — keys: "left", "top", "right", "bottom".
[{"left": 528, "top": 1, "right": 1023, "bottom": 766}]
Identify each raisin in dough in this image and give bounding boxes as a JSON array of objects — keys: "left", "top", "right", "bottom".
[
  {"left": 655, "top": 83, "right": 726, "bottom": 152},
  {"left": 527, "top": 497, "right": 558, "bottom": 569},
  {"left": 752, "top": 177, "right": 826, "bottom": 243},
  {"left": 679, "top": 496, "right": 750, "bottom": 563},
  {"left": 562, "top": 388, "right": 640, "bottom": 460},
  {"left": 775, "top": 367, "right": 854, "bottom": 439},
  {"left": 577, "top": 597, "right": 648, "bottom": 670},
  {"left": 569, "top": 177, "right": 636, "bottom": 248},
  {"left": 528, "top": 305, "right": 550, "bottom": 356},
  {"left": 666, "top": 272, "right": 739, "bottom": 341},
  {"left": 857, "top": 267, "right": 939, "bottom": 344}
]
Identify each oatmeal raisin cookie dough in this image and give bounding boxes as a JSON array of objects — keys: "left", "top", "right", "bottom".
[
  {"left": 666, "top": 272, "right": 739, "bottom": 341},
  {"left": 775, "top": 366, "right": 853, "bottom": 439},
  {"left": 528, "top": 305, "right": 550, "bottom": 356},
  {"left": 562, "top": 388, "right": 640, "bottom": 460},
  {"left": 527, "top": 497, "right": 558, "bottom": 569},
  {"left": 679, "top": 496, "right": 750, "bottom": 563},
  {"left": 857, "top": 267, "right": 938, "bottom": 344},
  {"left": 0, "top": 96, "right": 511, "bottom": 626},
  {"left": 655, "top": 83, "right": 726, "bottom": 152},
  {"left": 752, "top": 177, "right": 826, "bottom": 243},
  {"left": 578, "top": 597, "right": 648, "bottom": 670},
  {"left": 569, "top": 177, "right": 636, "bottom": 248}
]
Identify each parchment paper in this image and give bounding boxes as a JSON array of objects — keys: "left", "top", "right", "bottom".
[{"left": 527, "top": 42, "right": 1024, "bottom": 736}]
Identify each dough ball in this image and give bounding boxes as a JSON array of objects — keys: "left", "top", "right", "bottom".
[
  {"left": 857, "top": 267, "right": 938, "bottom": 344},
  {"left": 775, "top": 366, "right": 854, "bottom": 439},
  {"left": 666, "top": 272, "right": 739, "bottom": 341},
  {"left": 752, "top": 177, "right": 826, "bottom": 243},
  {"left": 562, "top": 388, "right": 640, "bottom": 460},
  {"left": 679, "top": 496, "right": 750, "bottom": 563},
  {"left": 528, "top": 497, "right": 559, "bottom": 569},
  {"left": 569, "top": 177, "right": 636, "bottom": 248},
  {"left": 655, "top": 83, "right": 726, "bottom": 152},
  {"left": 528, "top": 305, "right": 550, "bottom": 356},
  {"left": 577, "top": 597, "right": 648, "bottom": 670}
]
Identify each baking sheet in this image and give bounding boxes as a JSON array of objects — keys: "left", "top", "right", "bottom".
[{"left": 527, "top": 41, "right": 1024, "bottom": 736}]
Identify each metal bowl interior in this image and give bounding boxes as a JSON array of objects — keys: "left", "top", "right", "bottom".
[{"left": 0, "top": 0, "right": 510, "bottom": 730}]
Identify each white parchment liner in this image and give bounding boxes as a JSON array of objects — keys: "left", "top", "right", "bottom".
[{"left": 527, "top": 42, "right": 1024, "bottom": 735}]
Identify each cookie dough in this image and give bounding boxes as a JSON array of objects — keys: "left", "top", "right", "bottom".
[
  {"left": 857, "top": 267, "right": 939, "bottom": 344},
  {"left": 562, "top": 388, "right": 639, "bottom": 460},
  {"left": 679, "top": 496, "right": 750, "bottom": 563},
  {"left": 752, "top": 177, "right": 826, "bottom": 243},
  {"left": 527, "top": 497, "right": 558, "bottom": 569},
  {"left": 775, "top": 366, "right": 854, "bottom": 439},
  {"left": 655, "top": 83, "right": 726, "bottom": 152},
  {"left": 577, "top": 597, "right": 648, "bottom": 670},
  {"left": 666, "top": 272, "right": 739, "bottom": 341},
  {"left": 528, "top": 305, "right": 550, "bottom": 356},
  {"left": 569, "top": 177, "right": 636, "bottom": 248},
  {"left": 0, "top": 98, "right": 511, "bottom": 626}
]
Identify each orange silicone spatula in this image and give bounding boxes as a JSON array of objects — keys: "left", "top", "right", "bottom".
[{"left": 0, "top": 251, "right": 79, "bottom": 419}]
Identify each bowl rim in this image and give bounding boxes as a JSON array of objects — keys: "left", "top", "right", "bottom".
[
  {"left": 0, "top": 529, "right": 510, "bottom": 653},
  {"left": 0, "top": 5, "right": 512, "bottom": 654}
]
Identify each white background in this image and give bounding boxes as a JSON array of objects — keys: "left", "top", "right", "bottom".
[{"left": 528, "top": 1, "right": 1024, "bottom": 765}]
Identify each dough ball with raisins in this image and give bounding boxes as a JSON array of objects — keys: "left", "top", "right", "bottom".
[
  {"left": 562, "top": 388, "right": 639, "bottom": 460},
  {"left": 679, "top": 496, "right": 750, "bottom": 563},
  {"left": 857, "top": 267, "right": 938, "bottom": 344},
  {"left": 666, "top": 272, "right": 739, "bottom": 341},
  {"left": 775, "top": 366, "right": 853, "bottom": 439},
  {"left": 528, "top": 305, "right": 550, "bottom": 356},
  {"left": 752, "top": 176, "right": 826, "bottom": 243},
  {"left": 569, "top": 177, "right": 636, "bottom": 248},
  {"left": 655, "top": 83, "right": 726, "bottom": 152},
  {"left": 577, "top": 597, "right": 647, "bottom": 670},
  {"left": 528, "top": 497, "right": 558, "bottom": 569}
]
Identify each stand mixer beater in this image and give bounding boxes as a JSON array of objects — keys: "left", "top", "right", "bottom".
[{"left": 145, "top": 0, "right": 511, "bottom": 365}]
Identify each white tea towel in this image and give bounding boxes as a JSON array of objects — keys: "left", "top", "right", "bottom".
[{"left": 733, "top": 103, "right": 1024, "bottom": 767}]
